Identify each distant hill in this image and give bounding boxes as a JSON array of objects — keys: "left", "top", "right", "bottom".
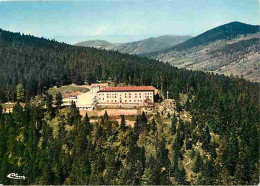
[
  {"left": 75, "top": 40, "right": 112, "bottom": 49},
  {"left": 75, "top": 35, "right": 192, "bottom": 54},
  {"left": 144, "top": 21, "right": 260, "bottom": 55},
  {"left": 142, "top": 22, "right": 260, "bottom": 82}
]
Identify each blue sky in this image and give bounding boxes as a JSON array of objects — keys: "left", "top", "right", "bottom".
[{"left": 0, "top": 0, "right": 259, "bottom": 44}]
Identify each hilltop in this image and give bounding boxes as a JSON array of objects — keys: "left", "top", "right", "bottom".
[{"left": 75, "top": 40, "right": 113, "bottom": 49}]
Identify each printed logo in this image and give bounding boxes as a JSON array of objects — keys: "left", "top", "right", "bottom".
[{"left": 7, "top": 173, "right": 26, "bottom": 180}]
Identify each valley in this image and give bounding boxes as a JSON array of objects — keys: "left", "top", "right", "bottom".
[
  {"left": 156, "top": 34, "right": 260, "bottom": 82},
  {"left": 0, "top": 21, "right": 259, "bottom": 185}
]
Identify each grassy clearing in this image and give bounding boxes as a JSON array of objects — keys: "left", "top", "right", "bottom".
[{"left": 47, "top": 84, "right": 89, "bottom": 98}]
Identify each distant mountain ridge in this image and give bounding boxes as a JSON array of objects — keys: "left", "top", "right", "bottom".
[
  {"left": 171, "top": 21, "right": 259, "bottom": 51},
  {"left": 75, "top": 40, "right": 112, "bottom": 49},
  {"left": 75, "top": 35, "right": 192, "bottom": 54},
  {"left": 142, "top": 21, "right": 260, "bottom": 56},
  {"left": 141, "top": 21, "right": 260, "bottom": 82}
]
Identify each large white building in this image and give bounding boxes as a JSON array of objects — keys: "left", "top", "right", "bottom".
[{"left": 97, "top": 86, "right": 154, "bottom": 107}]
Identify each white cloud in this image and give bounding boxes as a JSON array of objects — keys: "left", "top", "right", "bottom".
[{"left": 89, "top": 25, "right": 108, "bottom": 36}]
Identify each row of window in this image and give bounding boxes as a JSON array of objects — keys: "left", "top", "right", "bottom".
[
  {"left": 106, "top": 100, "right": 144, "bottom": 103},
  {"left": 99, "top": 96, "right": 152, "bottom": 101},
  {"left": 107, "top": 96, "right": 117, "bottom": 99},
  {"left": 99, "top": 92, "right": 153, "bottom": 96}
]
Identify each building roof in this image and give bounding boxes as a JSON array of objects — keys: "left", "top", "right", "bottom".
[
  {"left": 91, "top": 83, "right": 108, "bottom": 87},
  {"left": 98, "top": 86, "right": 155, "bottom": 92}
]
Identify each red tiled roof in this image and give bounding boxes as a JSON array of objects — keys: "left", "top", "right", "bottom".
[{"left": 98, "top": 86, "right": 154, "bottom": 92}]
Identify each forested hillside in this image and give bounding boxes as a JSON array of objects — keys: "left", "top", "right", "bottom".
[
  {"left": 141, "top": 22, "right": 260, "bottom": 82},
  {"left": 144, "top": 22, "right": 260, "bottom": 55},
  {"left": 169, "top": 21, "right": 259, "bottom": 51},
  {"left": 0, "top": 29, "right": 259, "bottom": 185}
]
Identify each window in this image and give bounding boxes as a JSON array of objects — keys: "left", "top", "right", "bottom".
[
  {"left": 129, "top": 100, "right": 131, "bottom": 102},
  {"left": 125, "top": 100, "right": 127, "bottom": 102}
]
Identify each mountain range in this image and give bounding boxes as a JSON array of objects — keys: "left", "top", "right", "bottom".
[
  {"left": 141, "top": 22, "right": 260, "bottom": 82},
  {"left": 75, "top": 35, "right": 192, "bottom": 55},
  {"left": 76, "top": 22, "right": 260, "bottom": 82}
]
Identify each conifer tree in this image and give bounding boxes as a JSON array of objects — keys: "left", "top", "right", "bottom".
[
  {"left": 172, "top": 137, "right": 181, "bottom": 167},
  {"left": 204, "top": 157, "right": 215, "bottom": 184},
  {"left": 55, "top": 92, "right": 63, "bottom": 109},
  {"left": 234, "top": 149, "right": 250, "bottom": 184},
  {"left": 201, "top": 125, "right": 211, "bottom": 151},
  {"left": 209, "top": 142, "right": 217, "bottom": 159},
  {"left": 46, "top": 93, "right": 54, "bottom": 118},
  {"left": 178, "top": 118, "right": 185, "bottom": 132},
  {"left": 120, "top": 115, "right": 127, "bottom": 131},
  {"left": 104, "top": 110, "right": 109, "bottom": 120},
  {"left": 83, "top": 113, "right": 92, "bottom": 136},
  {"left": 134, "top": 112, "right": 148, "bottom": 134},
  {"left": 141, "top": 111, "right": 148, "bottom": 124},
  {"left": 67, "top": 101, "right": 81, "bottom": 127},
  {"left": 90, "top": 154, "right": 105, "bottom": 185},
  {"left": 16, "top": 83, "right": 25, "bottom": 102},
  {"left": 225, "top": 131, "right": 239, "bottom": 176},
  {"left": 151, "top": 118, "right": 157, "bottom": 132},
  {"left": 176, "top": 159, "right": 186, "bottom": 184},
  {"left": 155, "top": 136, "right": 171, "bottom": 184},
  {"left": 193, "top": 152, "right": 203, "bottom": 173},
  {"left": 171, "top": 114, "right": 177, "bottom": 135},
  {"left": 142, "top": 155, "right": 160, "bottom": 184}
]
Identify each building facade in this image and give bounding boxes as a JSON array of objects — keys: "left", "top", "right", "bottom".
[
  {"left": 90, "top": 83, "right": 109, "bottom": 94},
  {"left": 97, "top": 86, "right": 154, "bottom": 107}
]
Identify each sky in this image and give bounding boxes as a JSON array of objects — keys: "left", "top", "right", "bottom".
[{"left": 0, "top": 0, "right": 259, "bottom": 44}]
